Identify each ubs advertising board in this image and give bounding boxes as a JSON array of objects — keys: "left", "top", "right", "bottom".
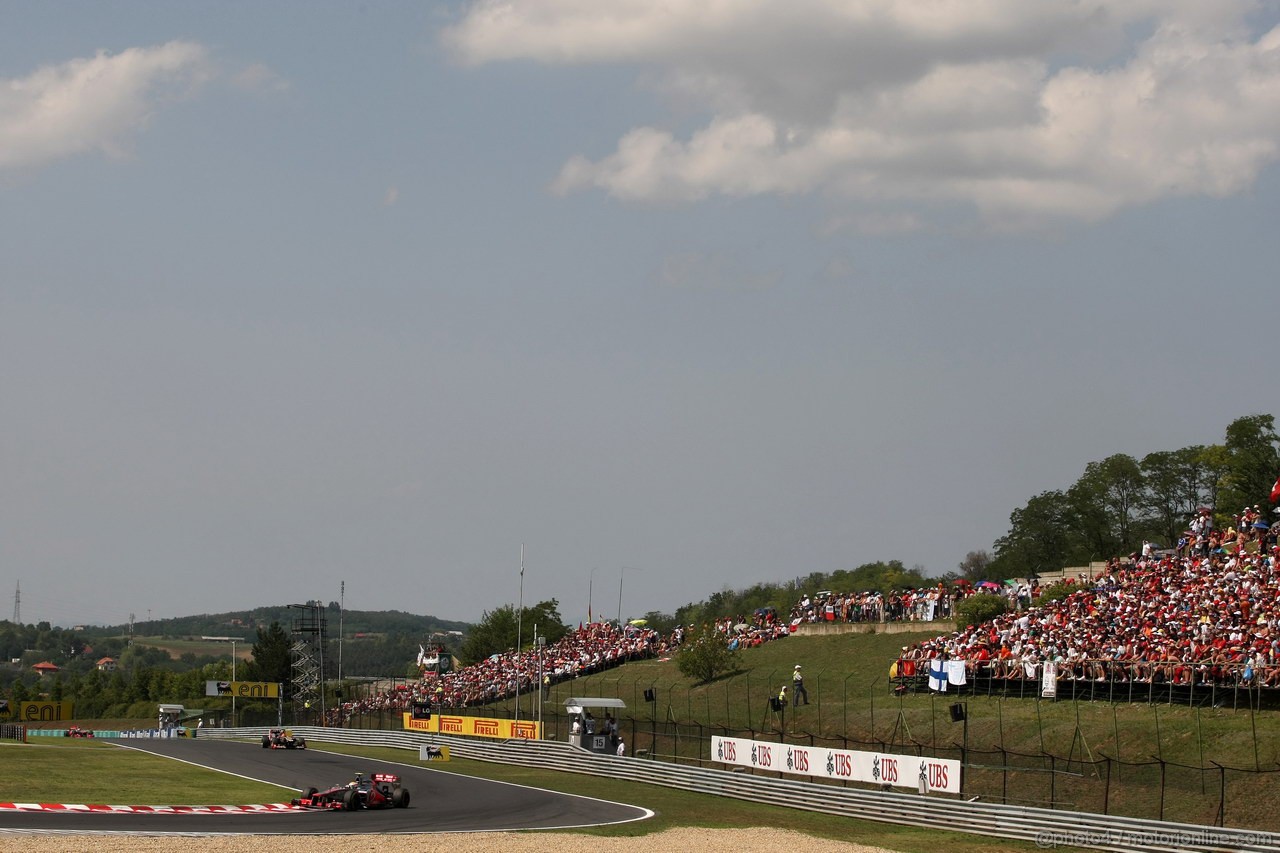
[
  {"left": 401, "top": 713, "right": 541, "bottom": 740},
  {"left": 710, "top": 735, "right": 962, "bottom": 794}
]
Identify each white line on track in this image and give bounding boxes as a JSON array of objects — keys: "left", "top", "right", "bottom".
[{"left": 107, "top": 741, "right": 301, "bottom": 799}]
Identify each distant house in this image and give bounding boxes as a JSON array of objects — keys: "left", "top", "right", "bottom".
[
  {"left": 96, "top": 657, "right": 117, "bottom": 672},
  {"left": 31, "top": 661, "right": 60, "bottom": 677}
]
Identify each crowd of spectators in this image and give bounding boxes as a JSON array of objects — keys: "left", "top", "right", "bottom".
[
  {"left": 901, "top": 515, "right": 1280, "bottom": 690},
  {"left": 327, "top": 608, "right": 798, "bottom": 726},
  {"left": 789, "top": 585, "right": 974, "bottom": 627},
  {"left": 326, "top": 621, "right": 670, "bottom": 726},
  {"left": 326, "top": 507, "right": 1280, "bottom": 725}
]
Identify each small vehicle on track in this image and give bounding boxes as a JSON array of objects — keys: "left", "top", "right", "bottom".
[
  {"left": 291, "top": 771, "right": 410, "bottom": 810},
  {"left": 262, "top": 727, "right": 307, "bottom": 749}
]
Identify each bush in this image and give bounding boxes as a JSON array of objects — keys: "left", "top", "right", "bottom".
[
  {"left": 675, "top": 625, "right": 740, "bottom": 684},
  {"left": 954, "top": 593, "right": 1009, "bottom": 630}
]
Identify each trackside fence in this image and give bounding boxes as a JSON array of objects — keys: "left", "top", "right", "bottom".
[{"left": 197, "top": 726, "right": 1278, "bottom": 853}]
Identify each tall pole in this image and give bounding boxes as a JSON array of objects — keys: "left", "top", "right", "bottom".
[
  {"left": 338, "top": 581, "right": 344, "bottom": 683},
  {"left": 231, "top": 639, "right": 237, "bottom": 728},
  {"left": 533, "top": 622, "right": 538, "bottom": 731},
  {"left": 515, "top": 544, "right": 524, "bottom": 723},
  {"left": 617, "top": 565, "right": 624, "bottom": 626},
  {"left": 537, "top": 632, "right": 545, "bottom": 735},
  {"left": 588, "top": 568, "right": 595, "bottom": 625}
]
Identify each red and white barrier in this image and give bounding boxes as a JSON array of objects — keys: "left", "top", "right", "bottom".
[{"left": 0, "top": 802, "right": 300, "bottom": 814}]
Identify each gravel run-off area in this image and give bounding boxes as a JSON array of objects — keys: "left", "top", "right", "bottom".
[{"left": 0, "top": 827, "right": 895, "bottom": 852}]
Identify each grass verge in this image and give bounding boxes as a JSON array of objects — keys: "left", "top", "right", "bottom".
[{"left": 0, "top": 738, "right": 296, "bottom": 805}]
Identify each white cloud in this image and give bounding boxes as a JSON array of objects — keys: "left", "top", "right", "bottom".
[
  {"left": 448, "top": 1, "right": 1280, "bottom": 223},
  {"left": 231, "top": 62, "right": 290, "bottom": 95},
  {"left": 0, "top": 42, "right": 212, "bottom": 172}
]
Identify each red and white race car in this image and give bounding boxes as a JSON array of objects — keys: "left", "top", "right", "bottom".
[{"left": 292, "top": 772, "right": 410, "bottom": 810}]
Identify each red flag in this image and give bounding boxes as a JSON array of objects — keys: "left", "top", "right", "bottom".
[{"left": 1271, "top": 474, "right": 1280, "bottom": 503}]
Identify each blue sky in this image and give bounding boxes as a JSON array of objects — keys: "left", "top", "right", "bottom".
[{"left": 3, "top": 2, "right": 1279, "bottom": 628}]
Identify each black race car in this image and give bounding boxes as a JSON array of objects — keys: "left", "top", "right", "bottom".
[
  {"left": 262, "top": 728, "right": 307, "bottom": 749},
  {"left": 292, "top": 771, "right": 410, "bottom": 810}
]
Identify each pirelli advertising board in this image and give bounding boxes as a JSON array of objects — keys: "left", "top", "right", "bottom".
[{"left": 402, "top": 713, "right": 541, "bottom": 740}]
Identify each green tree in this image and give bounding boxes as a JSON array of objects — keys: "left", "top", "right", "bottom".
[
  {"left": 957, "top": 550, "right": 993, "bottom": 582},
  {"left": 1072, "top": 454, "right": 1144, "bottom": 555},
  {"left": 1196, "top": 444, "right": 1233, "bottom": 519},
  {"left": 1141, "top": 450, "right": 1185, "bottom": 546},
  {"left": 1220, "top": 414, "right": 1280, "bottom": 513},
  {"left": 991, "top": 490, "right": 1074, "bottom": 577},
  {"left": 461, "top": 599, "right": 568, "bottom": 663},
  {"left": 675, "top": 625, "right": 739, "bottom": 684},
  {"left": 244, "top": 622, "right": 292, "bottom": 686}
]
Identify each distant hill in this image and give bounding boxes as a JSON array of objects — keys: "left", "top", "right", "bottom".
[{"left": 79, "top": 604, "right": 470, "bottom": 641}]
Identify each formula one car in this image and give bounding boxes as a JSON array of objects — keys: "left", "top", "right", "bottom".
[
  {"left": 262, "top": 728, "right": 307, "bottom": 749},
  {"left": 291, "top": 772, "right": 410, "bottom": 810}
]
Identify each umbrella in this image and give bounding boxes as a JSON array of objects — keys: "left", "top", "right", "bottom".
[
  {"left": 978, "top": 581, "right": 1001, "bottom": 590},
  {"left": 953, "top": 579, "right": 972, "bottom": 586},
  {"left": 1003, "top": 579, "right": 1019, "bottom": 587},
  {"left": 628, "top": 618, "right": 648, "bottom": 626},
  {"left": 1254, "top": 520, "right": 1270, "bottom": 529}
]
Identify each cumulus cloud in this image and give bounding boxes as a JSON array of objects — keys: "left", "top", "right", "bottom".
[
  {"left": 0, "top": 41, "right": 212, "bottom": 172},
  {"left": 446, "top": 1, "right": 1280, "bottom": 222}
]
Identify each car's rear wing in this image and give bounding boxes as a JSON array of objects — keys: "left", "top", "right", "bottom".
[{"left": 371, "top": 773, "right": 399, "bottom": 783}]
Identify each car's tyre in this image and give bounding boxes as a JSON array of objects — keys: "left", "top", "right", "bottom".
[
  {"left": 342, "top": 788, "right": 359, "bottom": 810},
  {"left": 261, "top": 736, "right": 270, "bottom": 748},
  {"left": 392, "top": 786, "right": 410, "bottom": 808},
  {"left": 303, "top": 787, "right": 318, "bottom": 801},
  {"left": 297, "top": 738, "right": 306, "bottom": 749}
]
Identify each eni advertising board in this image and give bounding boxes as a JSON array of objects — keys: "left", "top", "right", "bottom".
[
  {"left": 402, "top": 713, "right": 541, "bottom": 740},
  {"left": 205, "top": 680, "right": 280, "bottom": 699},
  {"left": 17, "top": 701, "right": 74, "bottom": 722}
]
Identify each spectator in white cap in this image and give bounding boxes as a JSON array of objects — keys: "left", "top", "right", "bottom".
[{"left": 791, "top": 664, "right": 809, "bottom": 706}]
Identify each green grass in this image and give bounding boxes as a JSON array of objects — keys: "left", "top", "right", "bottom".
[{"left": 0, "top": 738, "right": 295, "bottom": 805}]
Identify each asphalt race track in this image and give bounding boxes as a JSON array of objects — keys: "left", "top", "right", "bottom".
[{"left": 0, "top": 738, "right": 653, "bottom": 835}]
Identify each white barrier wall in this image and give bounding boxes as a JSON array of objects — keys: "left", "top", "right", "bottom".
[{"left": 711, "top": 735, "right": 962, "bottom": 794}]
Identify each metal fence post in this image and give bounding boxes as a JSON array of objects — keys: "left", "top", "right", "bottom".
[{"left": 1103, "top": 756, "right": 1111, "bottom": 814}]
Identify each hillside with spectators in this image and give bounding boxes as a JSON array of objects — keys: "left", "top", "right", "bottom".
[{"left": 898, "top": 516, "right": 1280, "bottom": 691}]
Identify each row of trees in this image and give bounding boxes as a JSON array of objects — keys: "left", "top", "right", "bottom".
[{"left": 975, "top": 413, "right": 1280, "bottom": 581}]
